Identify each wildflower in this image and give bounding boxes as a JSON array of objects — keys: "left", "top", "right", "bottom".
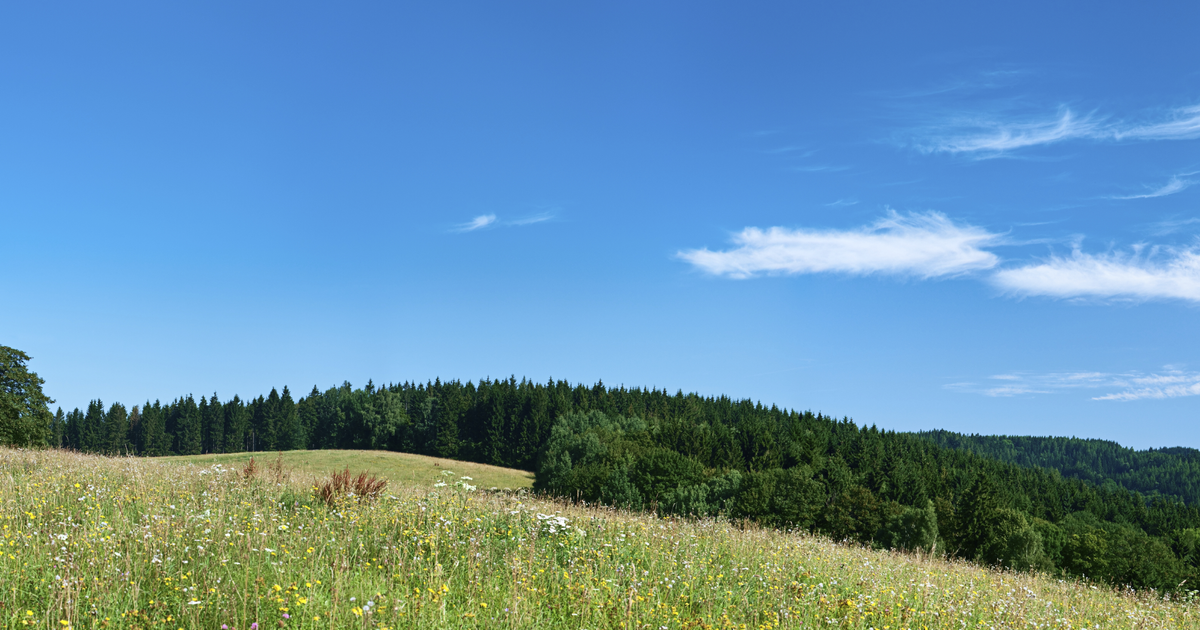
[{"left": 250, "top": 623, "right": 259, "bottom": 630}]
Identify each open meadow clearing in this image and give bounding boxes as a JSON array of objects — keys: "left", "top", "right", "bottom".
[
  {"left": 158, "top": 450, "right": 535, "bottom": 493},
  {"left": 1, "top": 447, "right": 1196, "bottom": 630}
]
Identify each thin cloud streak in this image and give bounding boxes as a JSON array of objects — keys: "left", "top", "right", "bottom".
[
  {"left": 508, "top": 212, "right": 554, "bottom": 226},
  {"left": 1111, "top": 172, "right": 1197, "bottom": 199},
  {"left": 949, "top": 368, "right": 1200, "bottom": 401},
  {"left": 453, "top": 214, "right": 497, "bottom": 233},
  {"left": 992, "top": 245, "right": 1200, "bottom": 302},
  {"left": 1114, "top": 105, "right": 1200, "bottom": 141},
  {"left": 919, "top": 108, "right": 1098, "bottom": 155},
  {"left": 678, "top": 211, "right": 1001, "bottom": 279},
  {"left": 915, "top": 103, "right": 1200, "bottom": 156}
]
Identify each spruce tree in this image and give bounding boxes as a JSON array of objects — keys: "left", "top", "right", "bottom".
[
  {"left": 203, "top": 393, "right": 223, "bottom": 454},
  {"left": 956, "top": 473, "right": 1002, "bottom": 560},
  {"left": 104, "top": 402, "right": 129, "bottom": 455},
  {"left": 81, "top": 400, "right": 105, "bottom": 453},
  {"left": 276, "top": 386, "right": 301, "bottom": 450},
  {"left": 51, "top": 407, "right": 65, "bottom": 448},
  {"left": 176, "top": 395, "right": 202, "bottom": 455},
  {"left": 224, "top": 396, "right": 249, "bottom": 453}
]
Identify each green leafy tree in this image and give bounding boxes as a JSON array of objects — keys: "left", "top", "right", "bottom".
[
  {"left": 0, "top": 345, "right": 54, "bottom": 447},
  {"left": 876, "top": 500, "right": 940, "bottom": 553}
]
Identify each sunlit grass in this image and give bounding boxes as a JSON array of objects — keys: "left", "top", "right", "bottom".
[
  {"left": 2, "top": 447, "right": 1196, "bottom": 629},
  {"left": 159, "top": 449, "right": 535, "bottom": 491}
]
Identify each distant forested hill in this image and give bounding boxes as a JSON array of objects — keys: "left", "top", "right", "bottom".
[{"left": 913, "top": 430, "right": 1200, "bottom": 505}]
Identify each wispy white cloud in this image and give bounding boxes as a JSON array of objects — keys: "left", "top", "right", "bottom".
[
  {"left": 914, "top": 103, "right": 1200, "bottom": 157},
  {"left": 1094, "top": 369, "right": 1200, "bottom": 401},
  {"left": 678, "top": 211, "right": 1001, "bottom": 279},
  {"left": 453, "top": 214, "right": 497, "bottom": 233},
  {"left": 948, "top": 368, "right": 1200, "bottom": 401},
  {"left": 508, "top": 212, "right": 554, "bottom": 226},
  {"left": 1113, "top": 105, "right": 1200, "bottom": 141},
  {"left": 918, "top": 108, "right": 1099, "bottom": 155},
  {"left": 1150, "top": 217, "right": 1200, "bottom": 236},
  {"left": 1111, "top": 172, "right": 1198, "bottom": 199},
  {"left": 452, "top": 212, "right": 556, "bottom": 232},
  {"left": 992, "top": 244, "right": 1200, "bottom": 302},
  {"left": 826, "top": 199, "right": 859, "bottom": 207}
]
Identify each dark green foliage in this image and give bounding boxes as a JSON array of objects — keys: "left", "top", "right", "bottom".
[
  {"left": 104, "top": 402, "right": 129, "bottom": 455},
  {"left": 876, "top": 500, "right": 939, "bottom": 553},
  {"left": 81, "top": 400, "right": 104, "bottom": 453},
  {"left": 916, "top": 430, "right": 1200, "bottom": 505},
  {"left": 50, "top": 408, "right": 65, "bottom": 448},
  {"left": 202, "top": 394, "right": 223, "bottom": 454},
  {"left": 173, "top": 395, "right": 202, "bottom": 455}
]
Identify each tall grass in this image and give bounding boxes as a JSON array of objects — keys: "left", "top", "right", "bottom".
[{"left": 1, "top": 447, "right": 1195, "bottom": 629}]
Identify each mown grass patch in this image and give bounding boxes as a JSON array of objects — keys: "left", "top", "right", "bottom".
[{"left": 1, "top": 448, "right": 1195, "bottom": 629}]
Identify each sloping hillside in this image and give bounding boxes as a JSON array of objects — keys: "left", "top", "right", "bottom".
[{"left": 2, "top": 447, "right": 1194, "bottom": 629}]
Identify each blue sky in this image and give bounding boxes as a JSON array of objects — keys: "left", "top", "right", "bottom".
[{"left": 3, "top": 2, "right": 1199, "bottom": 449}]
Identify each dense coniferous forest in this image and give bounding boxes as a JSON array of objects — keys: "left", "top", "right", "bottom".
[
  {"left": 4, "top": 361, "right": 1200, "bottom": 592},
  {"left": 914, "top": 429, "right": 1200, "bottom": 506}
]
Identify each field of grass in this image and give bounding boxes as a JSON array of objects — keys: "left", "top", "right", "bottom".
[
  {"left": 2, "top": 448, "right": 1196, "bottom": 630},
  {"left": 158, "top": 450, "right": 535, "bottom": 491}
]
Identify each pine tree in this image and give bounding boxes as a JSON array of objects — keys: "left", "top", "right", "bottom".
[
  {"left": 176, "top": 395, "right": 202, "bottom": 455},
  {"left": 127, "top": 405, "right": 141, "bottom": 455},
  {"left": 224, "top": 396, "right": 249, "bottom": 453},
  {"left": 81, "top": 400, "right": 105, "bottom": 453},
  {"left": 65, "top": 408, "right": 84, "bottom": 450},
  {"left": 51, "top": 408, "right": 65, "bottom": 448},
  {"left": 203, "top": 393, "right": 223, "bottom": 454},
  {"left": 104, "top": 402, "right": 129, "bottom": 455},
  {"left": 956, "top": 473, "right": 1002, "bottom": 560},
  {"left": 263, "top": 388, "right": 282, "bottom": 451},
  {"left": 276, "top": 386, "right": 300, "bottom": 450}
]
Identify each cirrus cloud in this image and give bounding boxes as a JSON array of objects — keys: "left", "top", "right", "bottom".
[
  {"left": 453, "top": 214, "right": 497, "bottom": 233},
  {"left": 913, "top": 103, "right": 1200, "bottom": 157},
  {"left": 947, "top": 367, "right": 1200, "bottom": 401}
]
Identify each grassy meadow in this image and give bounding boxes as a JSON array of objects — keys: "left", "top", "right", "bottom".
[
  {"left": 1, "top": 448, "right": 1197, "bottom": 630},
  {"left": 158, "top": 450, "right": 535, "bottom": 492}
]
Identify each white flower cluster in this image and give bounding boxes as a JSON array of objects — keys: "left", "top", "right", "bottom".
[
  {"left": 536, "top": 513, "right": 574, "bottom": 535},
  {"left": 432, "top": 472, "right": 475, "bottom": 491}
]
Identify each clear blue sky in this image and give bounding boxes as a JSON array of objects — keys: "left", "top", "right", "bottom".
[{"left": 4, "top": 2, "right": 1199, "bottom": 449}]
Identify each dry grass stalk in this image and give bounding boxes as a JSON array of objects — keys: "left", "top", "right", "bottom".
[
  {"left": 315, "top": 467, "right": 388, "bottom": 506},
  {"left": 241, "top": 455, "right": 258, "bottom": 479}
]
